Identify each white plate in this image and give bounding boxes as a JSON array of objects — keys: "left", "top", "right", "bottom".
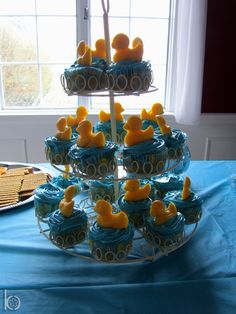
[{"left": 0, "top": 162, "right": 55, "bottom": 213}]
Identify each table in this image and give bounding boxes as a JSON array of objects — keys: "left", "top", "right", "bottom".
[{"left": 1, "top": 161, "right": 236, "bottom": 314}]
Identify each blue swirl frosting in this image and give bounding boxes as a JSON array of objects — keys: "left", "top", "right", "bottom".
[
  {"left": 142, "top": 120, "right": 160, "bottom": 131},
  {"left": 163, "top": 190, "right": 202, "bottom": 209},
  {"left": 68, "top": 141, "right": 118, "bottom": 162},
  {"left": 34, "top": 183, "right": 64, "bottom": 204},
  {"left": 118, "top": 195, "right": 152, "bottom": 214},
  {"left": 155, "top": 129, "right": 187, "bottom": 149},
  {"left": 44, "top": 135, "right": 77, "bottom": 150},
  {"left": 51, "top": 175, "right": 81, "bottom": 193},
  {"left": 147, "top": 212, "right": 185, "bottom": 236},
  {"left": 95, "top": 121, "right": 125, "bottom": 134},
  {"left": 152, "top": 175, "right": 184, "bottom": 194},
  {"left": 48, "top": 207, "right": 88, "bottom": 235},
  {"left": 123, "top": 139, "right": 167, "bottom": 156},
  {"left": 89, "top": 221, "right": 134, "bottom": 246},
  {"left": 107, "top": 60, "right": 151, "bottom": 78}
]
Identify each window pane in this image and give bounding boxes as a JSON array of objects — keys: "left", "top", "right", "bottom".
[
  {"left": 90, "top": 17, "right": 130, "bottom": 48},
  {"left": 130, "top": 18, "right": 168, "bottom": 64},
  {"left": 90, "top": 0, "right": 130, "bottom": 17},
  {"left": 2, "top": 65, "right": 39, "bottom": 108},
  {"left": 40, "top": 65, "right": 77, "bottom": 108},
  {"left": 0, "top": 17, "right": 37, "bottom": 62},
  {"left": 38, "top": 17, "right": 76, "bottom": 62},
  {"left": 36, "top": 0, "right": 76, "bottom": 15},
  {"left": 131, "top": 0, "right": 170, "bottom": 18},
  {"left": 0, "top": 0, "right": 35, "bottom": 15}
]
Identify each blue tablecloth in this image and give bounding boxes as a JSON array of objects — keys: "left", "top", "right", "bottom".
[{"left": 1, "top": 161, "right": 236, "bottom": 314}]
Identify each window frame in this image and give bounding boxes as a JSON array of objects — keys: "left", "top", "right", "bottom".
[{"left": 0, "top": 0, "right": 175, "bottom": 115}]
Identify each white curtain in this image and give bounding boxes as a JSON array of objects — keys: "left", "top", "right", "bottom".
[{"left": 171, "top": 0, "right": 208, "bottom": 125}]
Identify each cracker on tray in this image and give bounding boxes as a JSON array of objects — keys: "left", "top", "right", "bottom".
[{"left": 0, "top": 166, "right": 48, "bottom": 207}]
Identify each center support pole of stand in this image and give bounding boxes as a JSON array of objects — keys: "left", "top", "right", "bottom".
[{"left": 102, "top": 0, "right": 119, "bottom": 200}]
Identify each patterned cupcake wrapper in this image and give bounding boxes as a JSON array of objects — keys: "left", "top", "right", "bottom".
[
  {"left": 123, "top": 211, "right": 149, "bottom": 229},
  {"left": 49, "top": 226, "right": 88, "bottom": 248},
  {"left": 89, "top": 240, "right": 132, "bottom": 262},
  {"left": 143, "top": 227, "right": 185, "bottom": 249},
  {"left": 123, "top": 149, "right": 168, "bottom": 175},
  {"left": 45, "top": 146, "right": 71, "bottom": 165},
  {"left": 35, "top": 201, "right": 59, "bottom": 220},
  {"left": 179, "top": 207, "right": 202, "bottom": 224}
]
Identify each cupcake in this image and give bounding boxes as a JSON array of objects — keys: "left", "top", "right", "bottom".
[
  {"left": 118, "top": 179, "right": 152, "bottom": 228},
  {"left": 50, "top": 173, "right": 82, "bottom": 194},
  {"left": 155, "top": 116, "right": 188, "bottom": 162},
  {"left": 122, "top": 116, "right": 168, "bottom": 175},
  {"left": 67, "top": 106, "right": 88, "bottom": 135},
  {"left": 48, "top": 186, "right": 88, "bottom": 248},
  {"left": 34, "top": 183, "right": 64, "bottom": 220},
  {"left": 163, "top": 176, "right": 202, "bottom": 224},
  {"left": 140, "top": 103, "right": 164, "bottom": 131},
  {"left": 89, "top": 177, "right": 121, "bottom": 203},
  {"left": 171, "top": 144, "right": 191, "bottom": 175},
  {"left": 62, "top": 39, "right": 107, "bottom": 94},
  {"left": 107, "top": 33, "right": 152, "bottom": 91},
  {"left": 68, "top": 120, "right": 118, "bottom": 178},
  {"left": 94, "top": 102, "right": 126, "bottom": 144},
  {"left": 45, "top": 117, "right": 76, "bottom": 165},
  {"left": 152, "top": 174, "right": 184, "bottom": 198},
  {"left": 88, "top": 200, "right": 134, "bottom": 262},
  {"left": 143, "top": 200, "right": 185, "bottom": 249}
]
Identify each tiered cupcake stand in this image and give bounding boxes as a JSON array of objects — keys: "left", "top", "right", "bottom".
[{"left": 37, "top": 0, "right": 198, "bottom": 263}]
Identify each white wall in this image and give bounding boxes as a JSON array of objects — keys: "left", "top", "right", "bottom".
[{"left": 0, "top": 113, "right": 235, "bottom": 163}]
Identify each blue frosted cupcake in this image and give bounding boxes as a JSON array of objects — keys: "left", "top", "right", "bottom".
[
  {"left": 140, "top": 103, "right": 164, "bottom": 131},
  {"left": 123, "top": 139, "right": 168, "bottom": 175},
  {"left": 155, "top": 116, "right": 188, "bottom": 162},
  {"left": 152, "top": 174, "right": 184, "bottom": 197},
  {"left": 143, "top": 200, "right": 185, "bottom": 249},
  {"left": 94, "top": 102, "right": 126, "bottom": 144},
  {"left": 163, "top": 176, "right": 202, "bottom": 224},
  {"left": 123, "top": 116, "right": 168, "bottom": 175},
  {"left": 88, "top": 200, "right": 134, "bottom": 262},
  {"left": 108, "top": 33, "right": 152, "bottom": 92},
  {"left": 48, "top": 186, "right": 88, "bottom": 248},
  {"left": 95, "top": 120, "right": 126, "bottom": 144},
  {"left": 45, "top": 117, "right": 76, "bottom": 165},
  {"left": 68, "top": 120, "right": 118, "bottom": 178},
  {"left": 51, "top": 175, "right": 82, "bottom": 194},
  {"left": 34, "top": 183, "right": 64, "bottom": 220},
  {"left": 69, "top": 141, "right": 118, "bottom": 177},
  {"left": 89, "top": 178, "right": 121, "bottom": 203},
  {"left": 118, "top": 179, "right": 152, "bottom": 228},
  {"left": 62, "top": 56, "right": 107, "bottom": 94}
]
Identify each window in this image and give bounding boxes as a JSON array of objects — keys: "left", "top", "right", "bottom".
[{"left": 0, "top": 0, "right": 173, "bottom": 113}]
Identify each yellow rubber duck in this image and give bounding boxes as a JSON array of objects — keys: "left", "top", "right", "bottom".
[
  {"left": 124, "top": 179, "right": 151, "bottom": 201},
  {"left": 94, "top": 199, "right": 128, "bottom": 229},
  {"left": 182, "top": 176, "right": 191, "bottom": 200},
  {"left": 92, "top": 39, "right": 106, "bottom": 59},
  {"left": 55, "top": 117, "right": 72, "bottom": 140},
  {"left": 112, "top": 33, "right": 143, "bottom": 63},
  {"left": 123, "top": 115, "right": 154, "bottom": 146},
  {"left": 99, "top": 102, "right": 124, "bottom": 122},
  {"left": 77, "top": 40, "right": 92, "bottom": 66},
  {"left": 59, "top": 185, "right": 76, "bottom": 218},
  {"left": 76, "top": 120, "right": 105, "bottom": 148},
  {"left": 150, "top": 200, "right": 177, "bottom": 225},
  {"left": 140, "top": 103, "right": 164, "bottom": 121},
  {"left": 67, "top": 106, "right": 88, "bottom": 128},
  {"left": 156, "top": 116, "right": 172, "bottom": 135}
]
